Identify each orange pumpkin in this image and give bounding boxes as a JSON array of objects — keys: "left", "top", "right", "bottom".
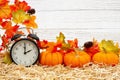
[
  {"left": 40, "top": 51, "right": 63, "bottom": 66},
  {"left": 92, "top": 51, "right": 119, "bottom": 66},
  {"left": 64, "top": 50, "right": 91, "bottom": 67}
]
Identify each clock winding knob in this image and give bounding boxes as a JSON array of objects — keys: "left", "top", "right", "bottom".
[
  {"left": 27, "top": 34, "right": 39, "bottom": 40},
  {"left": 11, "top": 34, "right": 22, "bottom": 41}
]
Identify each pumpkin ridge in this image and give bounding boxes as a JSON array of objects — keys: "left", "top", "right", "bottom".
[
  {"left": 56, "top": 52, "right": 60, "bottom": 64},
  {"left": 48, "top": 51, "right": 52, "bottom": 66},
  {"left": 64, "top": 52, "right": 72, "bottom": 66},
  {"left": 45, "top": 51, "right": 51, "bottom": 66},
  {"left": 58, "top": 52, "right": 63, "bottom": 65},
  {"left": 52, "top": 52, "right": 58, "bottom": 66},
  {"left": 40, "top": 51, "right": 46, "bottom": 65}
]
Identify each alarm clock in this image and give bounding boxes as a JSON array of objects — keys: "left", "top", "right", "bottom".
[{"left": 10, "top": 38, "right": 40, "bottom": 67}]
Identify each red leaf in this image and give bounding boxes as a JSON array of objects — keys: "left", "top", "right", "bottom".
[
  {"left": 5, "top": 25, "right": 19, "bottom": 38},
  {"left": 1, "top": 35, "right": 9, "bottom": 48},
  {"left": 0, "top": 0, "right": 8, "bottom": 6},
  {"left": 12, "top": 25, "right": 19, "bottom": 32},
  {"left": 1, "top": 21, "right": 12, "bottom": 29},
  {"left": 10, "top": 0, "right": 31, "bottom": 12},
  {"left": 0, "top": 46, "right": 2, "bottom": 51},
  {"left": 0, "top": 18, "right": 2, "bottom": 24}
]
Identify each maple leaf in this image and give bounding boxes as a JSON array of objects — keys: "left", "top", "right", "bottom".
[
  {"left": 15, "top": 0, "right": 31, "bottom": 11},
  {"left": 1, "top": 35, "right": 9, "bottom": 48},
  {"left": 5, "top": 25, "right": 19, "bottom": 38},
  {"left": 56, "top": 32, "right": 70, "bottom": 50},
  {"left": 67, "top": 38, "right": 79, "bottom": 48},
  {"left": 23, "top": 16, "right": 38, "bottom": 28},
  {"left": 1, "top": 21, "right": 19, "bottom": 38},
  {"left": 56, "top": 32, "right": 66, "bottom": 44},
  {"left": 1, "top": 21, "right": 12, "bottom": 29},
  {"left": 0, "top": 3, "right": 11, "bottom": 19},
  {"left": 0, "top": 0, "right": 8, "bottom": 6},
  {"left": 99, "top": 40, "right": 119, "bottom": 53},
  {"left": 10, "top": 0, "right": 31, "bottom": 12},
  {"left": 12, "top": 10, "right": 30, "bottom": 24}
]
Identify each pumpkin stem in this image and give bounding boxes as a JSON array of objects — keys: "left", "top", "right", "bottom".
[{"left": 74, "top": 48, "right": 80, "bottom": 53}]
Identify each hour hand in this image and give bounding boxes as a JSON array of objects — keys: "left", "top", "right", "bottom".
[{"left": 25, "top": 49, "right": 32, "bottom": 54}]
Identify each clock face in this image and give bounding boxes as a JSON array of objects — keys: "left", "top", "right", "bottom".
[{"left": 10, "top": 38, "right": 39, "bottom": 66}]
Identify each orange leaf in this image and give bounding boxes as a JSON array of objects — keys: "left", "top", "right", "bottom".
[
  {"left": 23, "top": 16, "right": 38, "bottom": 28},
  {"left": 0, "top": 3, "right": 11, "bottom": 19},
  {"left": 1, "top": 35, "right": 9, "bottom": 48},
  {"left": 5, "top": 25, "right": 19, "bottom": 38},
  {"left": 67, "top": 38, "right": 79, "bottom": 48},
  {"left": 10, "top": 0, "right": 31, "bottom": 12}
]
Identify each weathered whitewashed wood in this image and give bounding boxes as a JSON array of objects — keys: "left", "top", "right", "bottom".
[
  {"left": 25, "top": 0, "right": 120, "bottom": 10},
  {"left": 10, "top": 0, "right": 120, "bottom": 29},
  {"left": 35, "top": 28, "right": 120, "bottom": 46},
  {"left": 36, "top": 11, "right": 120, "bottom": 29}
]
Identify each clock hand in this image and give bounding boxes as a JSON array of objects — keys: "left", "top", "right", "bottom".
[
  {"left": 24, "top": 49, "right": 32, "bottom": 54},
  {"left": 24, "top": 43, "right": 26, "bottom": 54}
]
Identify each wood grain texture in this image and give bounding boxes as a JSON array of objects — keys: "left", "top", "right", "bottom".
[
  {"left": 35, "top": 28, "right": 120, "bottom": 45},
  {"left": 0, "top": 0, "right": 119, "bottom": 44},
  {"left": 22, "top": 0, "right": 120, "bottom": 29},
  {"left": 9, "top": 0, "right": 120, "bottom": 29},
  {"left": 25, "top": 0, "right": 120, "bottom": 10},
  {"left": 36, "top": 10, "right": 120, "bottom": 29}
]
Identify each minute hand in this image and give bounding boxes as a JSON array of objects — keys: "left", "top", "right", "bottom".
[{"left": 24, "top": 43, "right": 26, "bottom": 54}]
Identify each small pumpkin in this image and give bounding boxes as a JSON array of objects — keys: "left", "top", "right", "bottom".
[
  {"left": 92, "top": 51, "right": 119, "bottom": 66},
  {"left": 64, "top": 49, "right": 91, "bottom": 67},
  {"left": 40, "top": 51, "right": 63, "bottom": 66}
]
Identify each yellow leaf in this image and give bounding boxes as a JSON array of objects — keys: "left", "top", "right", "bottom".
[
  {"left": 12, "top": 10, "right": 30, "bottom": 24},
  {"left": 56, "top": 32, "right": 65, "bottom": 43},
  {"left": 99, "top": 40, "right": 119, "bottom": 53},
  {"left": 23, "top": 16, "right": 38, "bottom": 28}
]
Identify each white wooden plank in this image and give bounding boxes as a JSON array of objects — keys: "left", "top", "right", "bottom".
[
  {"left": 35, "top": 28, "right": 120, "bottom": 46},
  {"left": 35, "top": 10, "right": 120, "bottom": 29},
  {"left": 24, "top": 0, "right": 120, "bottom": 10}
]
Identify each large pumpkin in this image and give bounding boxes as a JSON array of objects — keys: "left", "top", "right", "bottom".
[
  {"left": 40, "top": 51, "right": 63, "bottom": 66},
  {"left": 92, "top": 51, "right": 119, "bottom": 66},
  {"left": 64, "top": 50, "right": 91, "bottom": 67}
]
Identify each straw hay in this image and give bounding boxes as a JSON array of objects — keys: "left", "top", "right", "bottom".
[{"left": 0, "top": 57, "right": 120, "bottom": 80}]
